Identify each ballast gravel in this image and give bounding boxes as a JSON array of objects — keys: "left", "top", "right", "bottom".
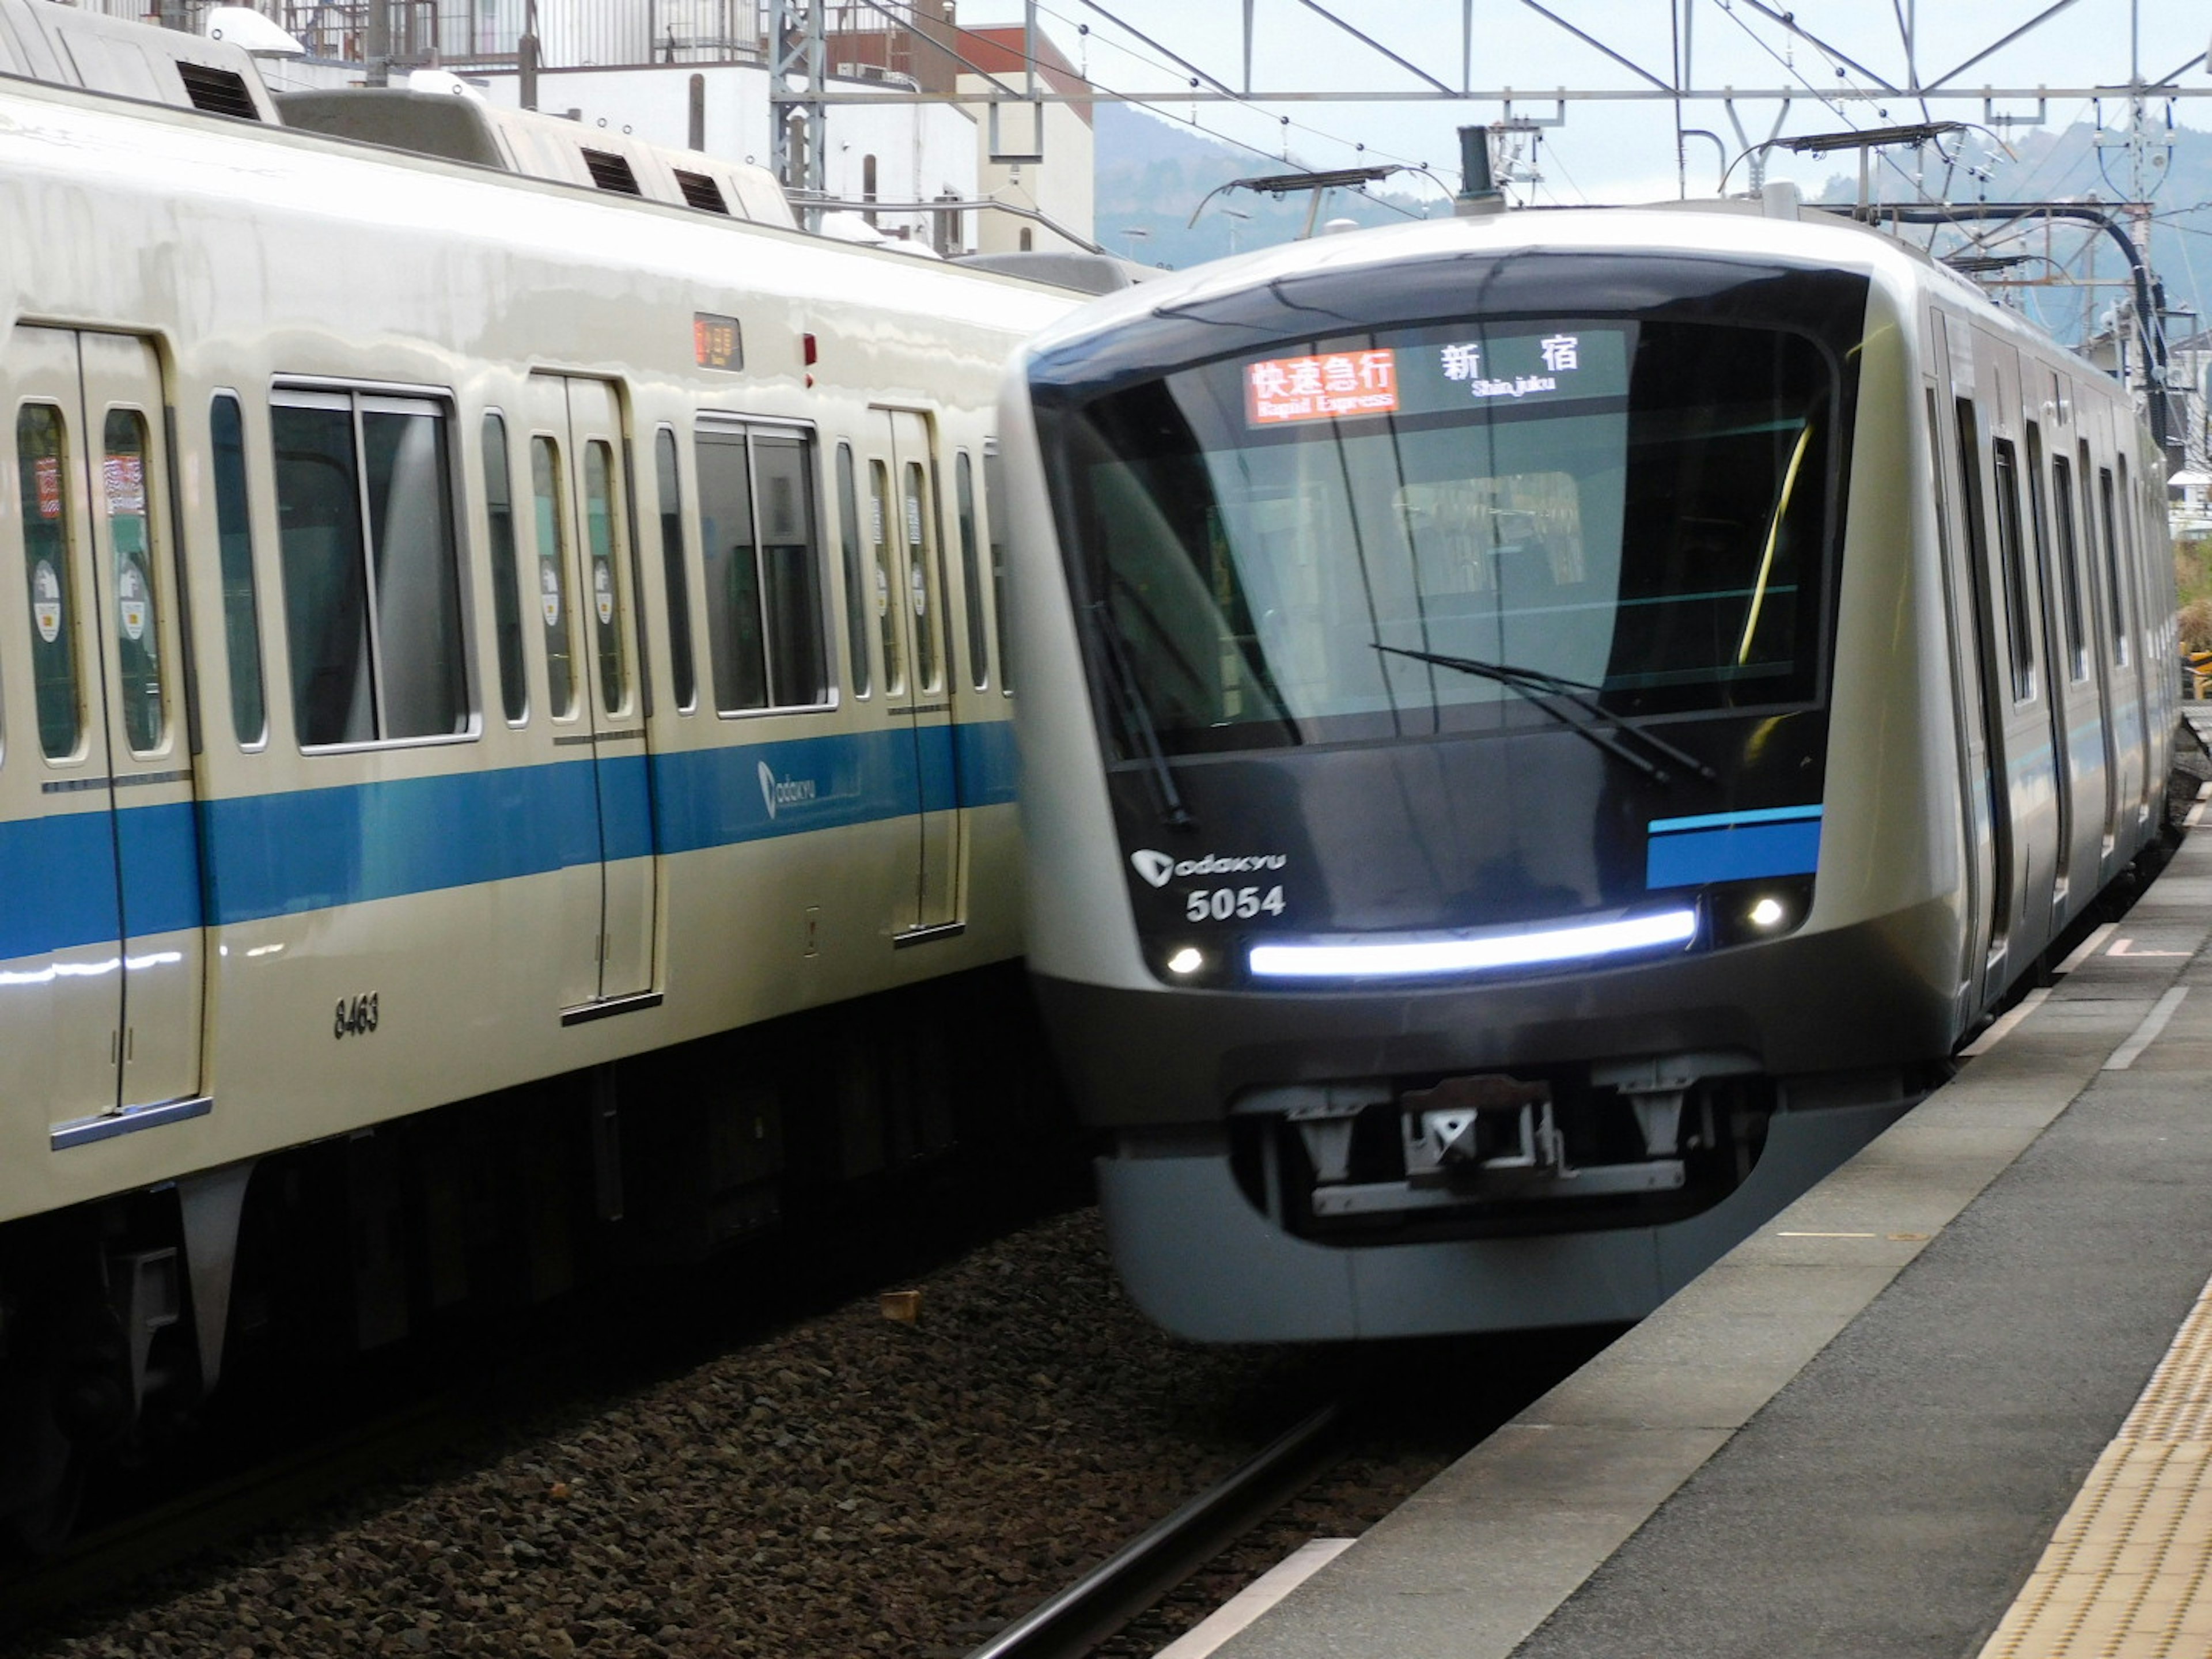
[{"left": 6, "top": 1210, "right": 1378, "bottom": 1659}]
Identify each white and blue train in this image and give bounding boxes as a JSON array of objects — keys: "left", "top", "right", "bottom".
[
  {"left": 999, "top": 195, "right": 2180, "bottom": 1342},
  {"left": 0, "top": 6, "right": 1077, "bottom": 1539}
]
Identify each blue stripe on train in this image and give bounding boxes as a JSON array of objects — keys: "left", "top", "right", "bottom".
[
  {"left": 0, "top": 812, "right": 126, "bottom": 962},
  {"left": 0, "top": 718, "right": 1019, "bottom": 955},
  {"left": 1646, "top": 815, "right": 1823, "bottom": 888}
]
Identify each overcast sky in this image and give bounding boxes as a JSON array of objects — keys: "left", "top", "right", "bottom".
[{"left": 955, "top": 0, "right": 2212, "bottom": 207}]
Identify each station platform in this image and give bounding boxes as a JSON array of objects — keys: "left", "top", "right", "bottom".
[{"left": 1188, "top": 745, "right": 2212, "bottom": 1659}]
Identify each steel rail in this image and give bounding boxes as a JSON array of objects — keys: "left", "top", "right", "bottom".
[
  {"left": 963, "top": 1401, "right": 1347, "bottom": 1659},
  {"left": 0, "top": 1396, "right": 469, "bottom": 1632}
]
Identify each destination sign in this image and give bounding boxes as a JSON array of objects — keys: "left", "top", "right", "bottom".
[
  {"left": 1245, "top": 349, "right": 1399, "bottom": 426},
  {"left": 694, "top": 312, "right": 744, "bottom": 372},
  {"left": 1241, "top": 325, "right": 1629, "bottom": 429}
]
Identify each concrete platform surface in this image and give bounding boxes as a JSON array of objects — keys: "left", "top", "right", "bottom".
[{"left": 1205, "top": 789, "right": 2212, "bottom": 1659}]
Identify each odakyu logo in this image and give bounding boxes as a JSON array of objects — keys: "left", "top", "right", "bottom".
[
  {"left": 758, "top": 760, "right": 819, "bottom": 820},
  {"left": 1130, "top": 849, "right": 1287, "bottom": 888}
]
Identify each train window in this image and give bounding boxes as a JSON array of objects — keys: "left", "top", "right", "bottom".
[
  {"left": 17, "top": 404, "right": 79, "bottom": 761},
  {"left": 2022, "top": 425, "right": 2054, "bottom": 676},
  {"left": 1989, "top": 438, "right": 2035, "bottom": 702},
  {"left": 870, "top": 459, "right": 905, "bottom": 696},
  {"left": 481, "top": 414, "right": 528, "bottom": 725},
  {"left": 583, "top": 441, "right": 629, "bottom": 717},
  {"left": 103, "top": 410, "right": 167, "bottom": 755},
  {"left": 654, "top": 429, "right": 697, "bottom": 713},
  {"left": 2048, "top": 453, "right": 2086, "bottom": 682},
  {"left": 836, "top": 444, "right": 872, "bottom": 698},
  {"left": 361, "top": 403, "right": 467, "bottom": 739},
  {"left": 272, "top": 389, "right": 469, "bottom": 748},
  {"left": 903, "top": 460, "right": 941, "bottom": 694},
  {"left": 2119, "top": 455, "right": 2145, "bottom": 666},
  {"left": 984, "top": 444, "right": 1012, "bottom": 694},
  {"left": 752, "top": 435, "right": 827, "bottom": 707},
  {"left": 956, "top": 451, "right": 988, "bottom": 689},
  {"left": 1052, "top": 315, "right": 1852, "bottom": 752},
  {"left": 2099, "top": 468, "right": 2128, "bottom": 667},
  {"left": 211, "top": 396, "right": 268, "bottom": 748},
  {"left": 531, "top": 435, "right": 579, "bottom": 719},
  {"left": 696, "top": 426, "right": 768, "bottom": 711}
]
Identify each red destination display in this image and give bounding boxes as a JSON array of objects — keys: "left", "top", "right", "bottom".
[{"left": 1245, "top": 348, "right": 1399, "bottom": 426}]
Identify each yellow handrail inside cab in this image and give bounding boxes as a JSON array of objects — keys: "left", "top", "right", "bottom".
[{"left": 1736, "top": 422, "right": 1815, "bottom": 668}]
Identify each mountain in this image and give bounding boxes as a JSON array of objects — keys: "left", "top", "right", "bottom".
[
  {"left": 1092, "top": 102, "right": 1439, "bottom": 270},
  {"left": 1809, "top": 119, "right": 2211, "bottom": 347},
  {"left": 1091, "top": 101, "right": 2210, "bottom": 351}
]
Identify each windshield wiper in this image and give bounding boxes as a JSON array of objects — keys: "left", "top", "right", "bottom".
[
  {"left": 1374, "top": 645, "right": 1718, "bottom": 786},
  {"left": 1090, "top": 600, "right": 1195, "bottom": 829}
]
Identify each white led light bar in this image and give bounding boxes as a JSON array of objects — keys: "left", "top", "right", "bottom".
[{"left": 1247, "top": 908, "right": 1698, "bottom": 982}]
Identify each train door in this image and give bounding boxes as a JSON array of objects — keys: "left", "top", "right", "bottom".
[
  {"left": 1927, "top": 312, "right": 2005, "bottom": 1018},
  {"left": 2073, "top": 422, "right": 2123, "bottom": 871},
  {"left": 10, "top": 327, "right": 206, "bottom": 1128},
  {"left": 2116, "top": 451, "right": 2156, "bottom": 831},
  {"left": 2022, "top": 419, "right": 2073, "bottom": 911},
  {"left": 525, "top": 375, "right": 657, "bottom": 1014},
  {"left": 872, "top": 407, "right": 961, "bottom": 942},
  {"left": 1972, "top": 329, "right": 2061, "bottom": 961},
  {"left": 2041, "top": 383, "right": 2112, "bottom": 893},
  {"left": 2085, "top": 410, "right": 2147, "bottom": 855}
]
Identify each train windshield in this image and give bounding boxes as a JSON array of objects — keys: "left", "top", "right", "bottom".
[{"left": 1051, "top": 310, "right": 1851, "bottom": 756}]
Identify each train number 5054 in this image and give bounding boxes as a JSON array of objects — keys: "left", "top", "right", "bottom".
[{"left": 1185, "top": 886, "right": 1287, "bottom": 922}]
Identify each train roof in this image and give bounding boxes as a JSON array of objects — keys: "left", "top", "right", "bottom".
[
  {"left": 0, "top": 0, "right": 278, "bottom": 123},
  {"left": 276, "top": 86, "right": 797, "bottom": 232},
  {"left": 0, "top": 68, "right": 1077, "bottom": 354},
  {"left": 1016, "top": 198, "right": 2011, "bottom": 365}
]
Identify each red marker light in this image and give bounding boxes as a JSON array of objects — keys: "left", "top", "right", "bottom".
[{"left": 802, "top": 332, "right": 819, "bottom": 366}]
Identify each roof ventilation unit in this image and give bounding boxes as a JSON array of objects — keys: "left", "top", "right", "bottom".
[
  {"left": 582, "top": 148, "right": 643, "bottom": 196},
  {"left": 176, "top": 61, "right": 262, "bottom": 121},
  {"left": 673, "top": 169, "right": 730, "bottom": 214}
]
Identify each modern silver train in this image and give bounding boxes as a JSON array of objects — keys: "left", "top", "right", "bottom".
[
  {"left": 0, "top": 29, "right": 1077, "bottom": 1540},
  {"left": 999, "top": 198, "right": 2180, "bottom": 1342}
]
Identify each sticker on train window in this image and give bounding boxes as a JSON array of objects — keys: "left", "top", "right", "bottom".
[
  {"left": 103, "top": 454, "right": 144, "bottom": 514},
  {"left": 694, "top": 312, "right": 743, "bottom": 372},
  {"left": 117, "top": 563, "right": 149, "bottom": 641},
  {"left": 33, "top": 561, "right": 60, "bottom": 642},
  {"left": 1245, "top": 350, "right": 1400, "bottom": 426},
  {"left": 33, "top": 456, "right": 61, "bottom": 518}
]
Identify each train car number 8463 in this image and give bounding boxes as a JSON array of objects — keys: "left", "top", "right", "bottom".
[{"left": 334, "top": 993, "right": 381, "bottom": 1039}]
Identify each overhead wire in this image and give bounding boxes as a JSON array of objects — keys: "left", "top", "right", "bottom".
[
  {"left": 1711, "top": 0, "right": 1960, "bottom": 218},
  {"left": 1700, "top": 5, "right": 2152, "bottom": 343},
  {"left": 1020, "top": 0, "right": 1444, "bottom": 183}
]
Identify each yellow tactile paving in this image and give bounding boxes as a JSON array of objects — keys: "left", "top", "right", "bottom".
[{"left": 1980, "top": 1281, "right": 2212, "bottom": 1658}]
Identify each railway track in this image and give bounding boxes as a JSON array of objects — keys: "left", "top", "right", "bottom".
[
  {"left": 964, "top": 1403, "right": 1349, "bottom": 1659},
  {"left": 0, "top": 1395, "right": 477, "bottom": 1635}
]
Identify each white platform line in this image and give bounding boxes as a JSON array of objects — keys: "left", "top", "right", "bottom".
[
  {"left": 2055, "top": 923, "right": 2118, "bottom": 974},
  {"left": 1151, "top": 1538, "right": 1357, "bottom": 1659},
  {"left": 2105, "top": 987, "right": 2190, "bottom": 1071},
  {"left": 1961, "top": 987, "right": 2051, "bottom": 1056},
  {"left": 2189, "top": 781, "right": 2212, "bottom": 830}
]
